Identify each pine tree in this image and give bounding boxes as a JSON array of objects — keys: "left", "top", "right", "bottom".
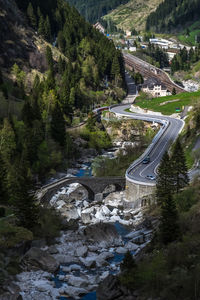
[
  {"left": 6, "top": 162, "right": 39, "bottom": 230},
  {"left": 45, "top": 46, "right": 54, "bottom": 72},
  {"left": 171, "top": 138, "right": 189, "bottom": 193},
  {"left": 51, "top": 102, "right": 66, "bottom": 147},
  {"left": 0, "top": 153, "right": 7, "bottom": 204},
  {"left": 27, "top": 2, "right": 37, "bottom": 29},
  {"left": 160, "top": 192, "right": 180, "bottom": 245},
  {"left": 172, "top": 87, "right": 176, "bottom": 95},
  {"left": 38, "top": 14, "right": 45, "bottom": 36},
  {"left": 156, "top": 151, "right": 173, "bottom": 204},
  {"left": 120, "top": 251, "right": 137, "bottom": 272},
  {"left": 44, "top": 16, "right": 51, "bottom": 41}
]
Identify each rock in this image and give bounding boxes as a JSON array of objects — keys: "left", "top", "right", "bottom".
[
  {"left": 131, "top": 235, "right": 144, "bottom": 245},
  {"left": 101, "top": 205, "right": 111, "bottom": 216},
  {"left": 88, "top": 245, "right": 98, "bottom": 252},
  {"left": 22, "top": 247, "right": 59, "bottom": 273},
  {"left": 125, "top": 242, "right": 139, "bottom": 251},
  {"left": 125, "top": 230, "right": 142, "bottom": 239},
  {"left": 100, "top": 271, "right": 109, "bottom": 281},
  {"left": 31, "top": 239, "right": 46, "bottom": 248},
  {"left": 65, "top": 275, "right": 88, "bottom": 288},
  {"left": 111, "top": 208, "right": 118, "bottom": 216},
  {"left": 83, "top": 223, "right": 119, "bottom": 243},
  {"left": 116, "top": 247, "right": 127, "bottom": 254},
  {"left": 75, "top": 246, "right": 88, "bottom": 257},
  {"left": 34, "top": 280, "right": 53, "bottom": 292},
  {"left": 79, "top": 257, "right": 96, "bottom": 269},
  {"left": 54, "top": 254, "right": 77, "bottom": 264},
  {"left": 60, "top": 286, "right": 88, "bottom": 298},
  {"left": 48, "top": 245, "right": 59, "bottom": 255},
  {"left": 98, "top": 252, "right": 114, "bottom": 261},
  {"left": 0, "top": 281, "right": 22, "bottom": 300},
  {"left": 96, "top": 274, "right": 127, "bottom": 300},
  {"left": 62, "top": 207, "right": 80, "bottom": 221}
]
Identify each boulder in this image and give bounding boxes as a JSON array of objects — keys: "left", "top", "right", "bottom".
[
  {"left": 75, "top": 246, "right": 88, "bottom": 257},
  {"left": 125, "top": 242, "right": 139, "bottom": 251},
  {"left": 79, "top": 257, "right": 96, "bottom": 269},
  {"left": 65, "top": 275, "right": 88, "bottom": 288},
  {"left": 83, "top": 223, "right": 119, "bottom": 243},
  {"left": 97, "top": 274, "right": 135, "bottom": 300},
  {"left": 60, "top": 286, "right": 88, "bottom": 298},
  {"left": 116, "top": 247, "right": 127, "bottom": 254},
  {"left": 22, "top": 247, "right": 59, "bottom": 273},
  {"left": 54, "top": 254, "right": 77, "bottom": 264},
  {"left": 48, "top": 245, "right": 59, "bottom": 255}
]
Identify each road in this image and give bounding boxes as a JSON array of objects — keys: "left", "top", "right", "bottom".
[{"left": 110, "top": 70, "right": 184, "bottom": 185}]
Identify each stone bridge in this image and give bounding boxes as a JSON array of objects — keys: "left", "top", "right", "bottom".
[{"left": 37, "top": 177, "right": 126, "bottom": 203}]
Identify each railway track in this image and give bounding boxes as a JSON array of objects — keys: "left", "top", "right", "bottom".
[{"left": 124, "top": 53, "right": 186, "bottom": 94}]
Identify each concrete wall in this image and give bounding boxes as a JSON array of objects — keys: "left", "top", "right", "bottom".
[{"left": 125, "top": 179, "right": 156, "bottom": 209}]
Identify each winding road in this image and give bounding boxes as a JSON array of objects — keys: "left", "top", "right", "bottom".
[{"left": 110, "top": 72, "right": 184, "bottom": 186}]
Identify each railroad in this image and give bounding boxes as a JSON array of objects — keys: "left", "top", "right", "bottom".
[{"left": 123, "top": 53, "right": 186, "bottom": 94}]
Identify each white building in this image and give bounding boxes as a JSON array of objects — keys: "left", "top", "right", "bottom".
[
  {"left": 93, "top": 22, "right": 105, "bottom": 34},
  {"left": 129, "top": 46, "right": 136, "bottom": 52},
  {"left": 142, "top": 84, "right": 171, "bottom": 97}
]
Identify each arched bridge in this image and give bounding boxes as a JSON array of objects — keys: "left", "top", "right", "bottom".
[{"left": 37, "top": 177, "right": 126, "bottom": 203}]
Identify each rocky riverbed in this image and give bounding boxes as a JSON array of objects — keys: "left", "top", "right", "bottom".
[
  {"left": 14, "top": 182, "right": 155, "bottom": 300},
  {"left": 11, "top": 146, "right": 156, "bottom": 300}
]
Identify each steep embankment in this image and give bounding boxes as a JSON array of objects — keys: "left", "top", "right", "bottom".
[{"left": 103, "top": 0, "right": 162, "bottom": 32}]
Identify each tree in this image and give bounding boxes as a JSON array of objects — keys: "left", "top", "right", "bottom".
[
  {"left": 156, "top": 151, "right": 173, "bottom": 204},
  {"left": 120, "top": 251, "right": 137, "bottom": 272},
  {"left": 171, "top": 138, "right": 189, "bottom": 193},
  {"left": 44, "top": 15, "right": 51, "bottom": 41},
  {"left": 27, "top": 2, "right": 37, "bottom": 29},
  {"left": 45, "top": 46, "right": 53, "bottom": 72},
  {"left": 6, "top": 162, "right": 39, "bottom": 230},
  {"left": 0, "top": 118, "right": 16, "bottom": 165},
  {"left": 172, "top": 87, "right": 176, "bottom": 95},
  {"left": 51, "top": 102, "right": 66, "bottom": 147},
  {"left": 160, "top": 192, "right": 180, "bottom": 244},
  {"left": 38, "top": 14, "right": 45, "bottom": 36}
]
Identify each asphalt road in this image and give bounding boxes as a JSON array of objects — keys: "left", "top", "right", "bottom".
[{"left": 110, "top": 72, "right": 184, "bottom": 185}]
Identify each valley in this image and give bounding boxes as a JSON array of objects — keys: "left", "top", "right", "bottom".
[{"left": 1, "top": 0, "right": 200, "bottom": 299}]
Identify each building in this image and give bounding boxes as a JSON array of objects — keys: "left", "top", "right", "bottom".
[
  {"left": 129, "top": 46, "right": 136, "bottom": 52},
  {"left": 93, "top": 22, "right": 105, "bottom": 34},
  {"left": 167, "top": 48, "right": 180, "bottom": 61},
  {"left": 126, "top": 30, "right": 132, "bottom": 37},
  {"left": 142, "top": 84, "right": 171, "bottom": 97}
]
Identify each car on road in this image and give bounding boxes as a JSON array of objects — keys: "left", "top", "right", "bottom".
[
  {"left": 142, "top": 156, "right": 150, "bottom": 164},
  {"left": 146, "top": 174, "right": 156, "bottom": 180}
]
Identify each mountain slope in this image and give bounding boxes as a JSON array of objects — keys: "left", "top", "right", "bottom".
[
  {"left": 103, "top": 0, "right": 162, "bottom": 32},
  {"left": 146, "top": 0, "right": 200, "bottom": 33},
  {"left": 66, "top": 0, "right": 129, "bottom": 24}
]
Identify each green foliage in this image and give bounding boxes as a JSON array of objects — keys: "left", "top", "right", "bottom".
[
  {"left": 171, "top": 138, "right": 189, "bottom": 194},
  {"left": 146, "top": 0, "right": 200, "bottom": 34},
  {"left": 0, "top": 220, "right": 33, "bottom": 248},
  {"left": 35, "top": 207, "right": 62, "bottom": 241},
  {"left": 0, "top": 207, "right": 5, "bottom": 218},
  {"left": 67, "top": 0, "right": 129, "bottom": 23},
  {"left": 120, "top": 251, "right": 137, "bottom": 272}
]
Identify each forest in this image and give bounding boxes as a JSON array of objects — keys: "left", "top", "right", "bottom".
[
  {"left": 0, "top": 0, "right": 125, "bottom": 236},
  {"left": 66, "top": 0, "right": 129, "bottom": 24},
  {"left": 146, "top": 0, "right": 200, "bottom": 33}
]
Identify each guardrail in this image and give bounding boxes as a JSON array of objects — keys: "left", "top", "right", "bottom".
[{"left": 109, "top": 105, "right": 170, "bottom": 186}]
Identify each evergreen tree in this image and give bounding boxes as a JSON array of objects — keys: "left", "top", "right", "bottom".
[
  {"left": 38, "top": 14, "right": 45, "bottom": 36},
  {"left": 44, "top": 16, "right": 51, "bottom": 41},
  {"left": 6, "top": 162, "right": 39, "bottom": 230},
  {"left": 0, "top": 153, "right": 7, "bottom": 204},
  {"left": 120, "top": 251, "right": 137, "bottom": 272},
  {"left": 160, "top": 192, "right": 180, "bottom": 245},
  {"left": 171, "top": 138, "right": 189, "bottom": 193},
  {"left": 45, "top": 46, "right": 54, "bottom": 72},
  {"left": 51, "top": 102, "right": 66, "bottom": 147},
  {"left": 27, "top": 2, "right": 37, "bottom": 29},
  {"left": 156, "top": 151, "right": 173, "bottom": 204}
]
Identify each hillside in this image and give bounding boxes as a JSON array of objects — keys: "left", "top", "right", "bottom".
[
  {"left": 67, "top": 0, "right": 129, "bottom": 24},
  {"left": 146, "top": 0, "right": 200, "bottom": 33},
  {"left": 103, "top": 0, "right": 162, "bottom": 32}
]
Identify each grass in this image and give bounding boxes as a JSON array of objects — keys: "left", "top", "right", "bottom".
[
  {"left": 134, "top": 91, "right": 200, "bottom": 115},
  {"left": 178, "top": 21, "right": 200, "bottom": 46}
]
